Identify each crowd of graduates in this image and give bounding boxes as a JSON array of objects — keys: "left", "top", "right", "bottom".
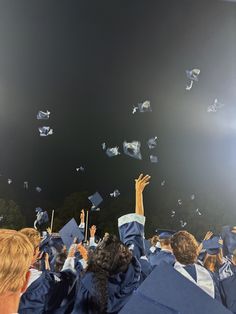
[{"left": 1, "top": 174, "right": 236, "bottom": 314}]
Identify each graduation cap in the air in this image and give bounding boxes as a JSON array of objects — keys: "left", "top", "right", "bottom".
[
  {"left": 202, "top": 236, "right": 223, "bottom": 255},
  {"left": 88, "top": 192, "right": 103, "bottom": 211},
  {"left": 150, "top": 155, "right": 158, "bottom": 163},
  {"left": 105, "top": 146, "right": 120, "bottom": 157},
  {"left": 138, "top": 100, "right": 152, "bottom": 113},
  {"left": 38, "top": 126, "right": 53, "bottom": 137},
  {"left": 119, "top": 262, "right": 232, "bottom": 314},
  {"left": 155, "top": 229, "right": 176, "bottom": 240},
  {"left": 59, "top": 218, "right": 84, "bottom": 249},
  {"left": 37, "top": 110, "right": 50, "bottom": 120},
  {"left": 123, "top": 141, "right": 142, "bottom": 160}
]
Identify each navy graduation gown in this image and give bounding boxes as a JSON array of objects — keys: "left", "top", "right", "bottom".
[
  {"left": 72, "top": 256, "right": 142, "bottom": 314},
  {"left": 221, "top": 226, "right": 236, "bottom": 257},
  {"left": 72, "top": 213, "right": 152, "bottom": 313},
  {"left": 19, "top": 266, "right": 80, "bottom": 314},
  {"left": 220, "top": 272, "right": 236, "bottom": 313},
  {"left": 118, "top": 213, "right": 152, "bottom": 279},
  {"left": 149, "top": 249, "right": 175, "bottom": 267},
  {"left": 120, "top": 262, "right": 232, "bottom": 314},
  {"left": 219, "top": 261, "right": 236, "bottom": 312}
]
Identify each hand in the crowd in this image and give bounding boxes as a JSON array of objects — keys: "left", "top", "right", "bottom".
[
  {"left": 45, "top": 253, "right": 50, "bottom": 270},
  {"left": 37, "top": 251, "right": 44, "bottom": 260},
  {"left": 73, "top": 237, "right": 78, "bottom": 244},
  {"left": 219, "top": 238, "right": 223, "bottom": 246},
  {"left": 203, "top": 231, "right": 213, "bottom": 241},
  {"left": 103, "top": 232, "right": 109, "bottom": 240},
  {"left": 46, "top": 227, "right": 52, "bottom": 235},
  {"left": 80, "top": 209, "right": 85, "bottom": 223},
  {"left": 68, "top": 245, "right": 76, "bottom": 258},
  {"left": 62, "top": 245, "right": 67, "bottom": 253},
  {"left": 90, "top": 225, "right": 96, "bottom": 238},
  {"left": 135, "top": 174, "right": 151, "bottom": 193},
  {"left": 77, "top": 243, "right": 88, "bottom": 261}
]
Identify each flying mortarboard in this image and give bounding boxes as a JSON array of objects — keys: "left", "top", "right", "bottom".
[
  {"left": 37, "top": 110, "right": 50, "bottom": 120},
  {"left": 123, "top": 141, "right": 142, "bottom": 160},
  {"left": 88, "top": 192, "right": 103, "bottom": 211},
  {"left": 38, "top": 126, "right": 53, "bottom": 137}
]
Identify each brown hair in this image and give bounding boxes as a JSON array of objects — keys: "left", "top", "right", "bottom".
[
  {"left": 160, "top": 238, "right": 171, "bottom": 246},
  {"left": 171, "top": 231, "right": 198, "bottom": 265},
  {"left": 151, "top": 235, "right": 159, "bottom": 246},
  {"left": 204, "top": 254, "right": 217, "bottom": 273}
]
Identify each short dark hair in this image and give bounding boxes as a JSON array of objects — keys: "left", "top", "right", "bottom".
[
  {"left": 160, "top": 238, "right": 171, "bottom": 246},
  {"left": 171, "top": 231, "right": 198, "bottom": 265}
]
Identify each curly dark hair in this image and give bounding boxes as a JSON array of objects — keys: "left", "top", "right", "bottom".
[
  {"left": 171, "top": 231, "right": 198, "bottom": 265},
  {"left": 87, "top": 234, "right": 132, "bottom": 313},
  {"left": 54, "top": 252, "right": 67, "bottom": 272}
]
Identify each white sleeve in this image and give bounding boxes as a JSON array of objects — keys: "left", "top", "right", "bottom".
[
  {"left": 62, "top": 257, "right": 75, "bottom": 272},
  {"left": 89, "top": 237, "right": 97, "bottom": 247}
]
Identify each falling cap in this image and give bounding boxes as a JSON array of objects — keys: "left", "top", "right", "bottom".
[{"left": 88, "top": 192, "right": 103, "bottom": 211}]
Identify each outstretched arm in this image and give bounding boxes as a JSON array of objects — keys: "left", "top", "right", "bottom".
[{"left": 135, "top": 174, "right": 151, "bottom": 216}]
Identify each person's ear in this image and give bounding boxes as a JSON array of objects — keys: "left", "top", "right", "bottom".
[{"left": 21, "top": 271, "right": 30, "bottom": 293}]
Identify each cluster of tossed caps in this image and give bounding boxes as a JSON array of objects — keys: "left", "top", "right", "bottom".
[
  {"left": 171, "top": 193, "right": 203, "bottom": 227},
  {"left": 37, "top": 110, "right": 53, "bottom": 137},
  {"left": 1, "top": 173, "right": 43, "bottom": 192},
  {"left": 207, "top": 98, "right": 225, "bottom": 113},
  {"left": 185, "top": 68, "right": 225, "bottom": 112},
  {"left": 102, "top": 137, "right": 158, "bottom": 163}
]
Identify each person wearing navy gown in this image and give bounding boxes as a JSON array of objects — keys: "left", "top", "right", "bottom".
[
  {"left": 148, "top": 231, "right": 175, "bottom": 267},
  {"left": 72, "top": 174, "right": 151, "bottom": 314}
]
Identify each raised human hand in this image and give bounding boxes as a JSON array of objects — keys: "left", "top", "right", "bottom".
[
  {"left": 80, "top": 209, "right": 85, "bottom": 223},
  {"left": 135, "top": 174, "right": 151, "bottom": 193},
  {"left": 90, "top": 225, "right": 96, "bottom": 238},
  {"left": 203, "top": 231, "right": 213, "bottom": 241},
  {"left": 77, "top": 243, "right": 88, "bottom": 261}
]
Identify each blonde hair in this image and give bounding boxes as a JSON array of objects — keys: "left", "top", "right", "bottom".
[
  {"left": 19, "top": 228, "right": 41, "bottom": 251},
  {"left": 0, "top": 229, "right": 34, "bottom": 294}
]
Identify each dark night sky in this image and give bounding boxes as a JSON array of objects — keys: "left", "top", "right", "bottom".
[{"left": 0, "top": 0, "right": 236, "bottom": 232}]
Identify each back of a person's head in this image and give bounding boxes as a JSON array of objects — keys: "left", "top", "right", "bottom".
[
  {"left": 204, "top": 254, "right": 217, "bottom": 272},
  {"left": 151, "top": 235, "right": 159, "bottom": 246},
  {"left": 171, "top": 231, "right": 198, "bottom": 265},
  {"left": 87, "top": 234, "right": 132, "bottom": 312},
  {"left": 0, "top": 229, "right": 34, "bottom": 295},
  {"left": 89, "top": 234, "right": 132, "bottom": 274},
  {"left": 19, "top": 228, "right": 41, "bottom": 251},
  {"left": 160, "top": 238, "right": 171, "bottom": 247},
  {"left": 54, "top": 252, "right": 67, "bottom": 272}
]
